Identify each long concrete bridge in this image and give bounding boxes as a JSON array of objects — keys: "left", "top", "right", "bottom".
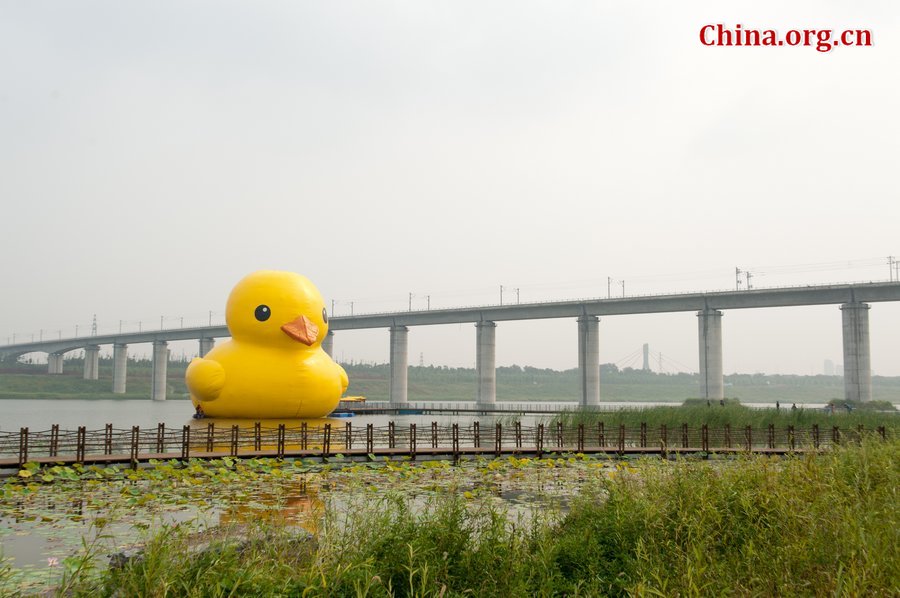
[{"left": 2, "top": 281, "right": 899, "bottom": 404}]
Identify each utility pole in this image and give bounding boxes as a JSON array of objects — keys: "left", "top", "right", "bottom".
[
  {"left": 620, "top": 280, "right": 626, "bottom": 297},
  {"left": 890, "top": 256, "right": 896, "bottom": 282},
  {"left": 160, "top": 315, "right": 164, "bottom": 330},
  {"left": 92, "top": 315, "right": 97, "bottom": 336},
  {"left": 735, "top": 267, "right": 743, "bottom": 290},
  {"left": 426, "top": 295, "right": 430, "bottom": 310},
  {"left": 607, "top": 277, "right": 611, "bottom": 299},
  {"left": 745, "top": 271, "right": 753, "bottom": 290},
  {"left": 409, "top": 292, "right": 413, "bottom": 311},
  {"left": 350, "top": 301, "right": 354, "bottom": 315},
  {"left": 500, "top": 285, "right": 504, "bottom": 306},
  {"left": 331, "top": 299, "right": 335, "bottom": 316},
  {"left": 75, "top": 325, "right": 79, "bottom": 337},
  {"left": 515, "top": 288, "right": 520, "bottom": 304},
  {"left": 208, "top": 311, "right": 213, "bottom": 326}
]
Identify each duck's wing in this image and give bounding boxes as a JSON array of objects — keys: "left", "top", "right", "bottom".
[
  {"left": 185, "top": 358, "right": 226, "bottom": 402},
  {"left": 336, "top": 362, "right": 349, "bottom": 394}
]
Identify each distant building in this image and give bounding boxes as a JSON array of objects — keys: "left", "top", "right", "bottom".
[{"left": 824, "top": 359, "right": 835, "bottom": 376}]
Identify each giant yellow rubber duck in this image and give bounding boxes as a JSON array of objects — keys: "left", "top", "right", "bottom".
[{"left": 186, "top": 271, "right": 348, "bottom": 418}]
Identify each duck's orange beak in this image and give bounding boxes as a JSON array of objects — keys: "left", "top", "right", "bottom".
[{"left": 281, "top": 315, "right": 319, "bottom": 346}]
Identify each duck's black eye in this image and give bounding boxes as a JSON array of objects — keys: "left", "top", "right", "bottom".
[
  {"left": 322, "top": 307, "right": 328, "bottom": 324},
  {"left": 254, "top": 305, "right": 271, "bottom": 322}
]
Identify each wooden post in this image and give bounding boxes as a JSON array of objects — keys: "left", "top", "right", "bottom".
[
  {"left": 832, "top": 426, "right": 840, "bottom": 445},
  {"left": 515, "top": 421, "right": 522, "bottom": 449},
  {"left": 389, "top": 421, "right": 396, "bottom": 449},
  {"left": 345, "top": 422, "right": 352, "bottom": 450},
  {"left": 724, "top": 424, "right": 731, "bottom": 449},
  {"left": 452, "top": 423, "right": 459, "bottom": 464},
  {"left": 812, "top": 424, "right": 820, "bottom": 449},
  {"left": 767, "top": 424, "right": 775, "bottom": 449},
  {"left": 745, "top": 425, "right": 752, "bottom": 451},
  {"left": 277, "top": 424, "right": 286, "bottom": 458},
  {"left": 156, "top": 423, "right": 165, "bottom": 453},
  {"left": 640, "top": 423, "right": 647, "bottom": 448},
  {"left": 701, "top": 424, "right": 709, "bottom": 452},
  {"left": 556, "top": 422, "right": 563, "bottom": 448},
  {"left": 787, "top": 425, "right": 795, "bottom": 451},
  {"left": 410, "top": 423, "right": 416, "bottom": 460},
  {"left": 230, "top": 425, "right": 239, "bottom": 456},
  {"left": 254, "top": 422, "right": 262, "bottom": 451},
  {"left": 181, "top": 425, "right": 190, "bottom": 460},
  {"left": 18, "top": 427, "right": 28, "bottom": 466},
  {"left": 301, "top": 422, "right": 308, "bottom": 450},
  {"left": 578, "top": 423, "right": 585, "bottom": 452},
  {"left": 102, "top": 423, "right": 111, "bottom": 456},
  {"left": 681, "top": 424, "right": 688, "bottom": 449},
  {"left": 536, "top": 423, "right": 544, "bottom": 459},
  {"left": 206, "top": 422, "right": 214, "bottom": 452},
  {"left": 51, "top": 424, "right": 60, "bottom": 457},
  {"left": 129, "top": 426, "right": 138, "bottom": 468},
  {"left": 323, "top": 423, "right": 332, "bottom": 456},
  {"left": 878, "top": 426, "right": 886, "bottom": 440},
  {"left": 598, "top": 422, "right": 605, "bottom": 447},
  {"left": 660, "top": 424, "right": 667, "bottom": 449},
  {"left": 618, "top": 424, "right": 625, "bottom": 454},
  {"left": 495, "top": 422, "right": 502, "bottom": 457},
  {"left": 473, "top": 421, "right": 480, "bottom": 448},
  {"left": 431, "top": 422, "right": 438, "bottom": 448},
  {"left": 77, "top": 426, "right": 87, "bottom": 463},
  {"left": 366, "top": 423, "right": 374, "bottom": 454}
]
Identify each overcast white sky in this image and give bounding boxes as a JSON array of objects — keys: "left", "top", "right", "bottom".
[{"left": 1, "top": 1, "right": 898, "bottom": 375}]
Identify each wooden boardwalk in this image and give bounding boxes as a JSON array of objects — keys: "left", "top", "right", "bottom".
[{"left": 0, "top": 421, "right": 884, "bottom": 473}]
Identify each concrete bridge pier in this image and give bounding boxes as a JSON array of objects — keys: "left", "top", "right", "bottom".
[
  {"left": 697, "top": 308, "right": 724, "bottom": 400},
  {"left": 83, "top": 345, "right": 100, "bottom": 380},
  {"left": 112, "top": 343, "right": 128, "bottom": 394},
  {"left": 475, "top": 321, "right": 497, "bottom": 406},
  {"left": 841, "top": 302, "right": 871, "bottom": 402},
  {"left": 322, "top": 330, "right": 334, "bottom": 357},
  {"left": 151, "top": 341, "right": 169, "bottom": 401},
  {"left": 577, "top": 315, "right": 600, "bottom": 406},
  {"left": 199, "top": 338, "right": 215, "bottom": 358},
  {"left": 389, "top": 325, "right": 408, "bottom": 405},
  {"left": 48, "top": 352, "right": 65, "bottom": 374}
]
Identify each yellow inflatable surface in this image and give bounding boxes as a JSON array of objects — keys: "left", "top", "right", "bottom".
[{"left": 186, "top": 271, "right": 349, "bottom": 418}]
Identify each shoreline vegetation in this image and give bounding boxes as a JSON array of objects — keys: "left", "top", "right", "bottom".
[
  {"left": 2, "top": 360, "right": 900, "bottom": 403},
  {"left": 2, "top": 437, "right": 896, "bottom": 596}
]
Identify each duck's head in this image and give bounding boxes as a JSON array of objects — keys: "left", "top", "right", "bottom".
[{"left": 226, "top": 270, "right": 330, "bottom": 349}]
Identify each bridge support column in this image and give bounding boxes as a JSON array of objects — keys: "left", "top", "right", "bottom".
[
  {"left": 577, "top": 316, "right": 600, "bottom": 406},
  {"left": 48, "top": 352, "right": 65, "bottom": 374},
  {"left": 841, "top": 302, "right": 871, "bottom": 402},
  {"left": 475, "top": 321, "right": 497, "bottom": 406},
  {"left": 83, "top": 345, "right": 100, "bottom": 380},
  {"left": 389, "top": 325, "right": 408, "bottom": 405},
  {"left": 322, "top": 330, "right": 334, "bottom": 357},
  {"left": 151, "top": 341, "right": 169, "bottom": 401},
  {"left": 697, "top": 308, "right": 724, "bottom": 400},
  {"left": 199, "top": 338, "right": 215, "bottom": 358},
  {"left": 112, "top": 343, "right": 127, "bottom": 393}
]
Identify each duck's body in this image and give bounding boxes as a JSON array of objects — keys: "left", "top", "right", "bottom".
[{"left": 186, "top": 271, "right": 349, "bottom": 419}]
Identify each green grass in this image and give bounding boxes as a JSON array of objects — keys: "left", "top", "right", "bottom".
[
  {"left": 550, "top": 402, "right": 898, "bottom": 434},
  {"left": 26, "top": 438, "right": 899, "bottom": 597}
]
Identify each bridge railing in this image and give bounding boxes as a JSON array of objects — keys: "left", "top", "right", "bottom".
[{"left": 0, "top": 421, "right": 891, "bottom": 467}]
